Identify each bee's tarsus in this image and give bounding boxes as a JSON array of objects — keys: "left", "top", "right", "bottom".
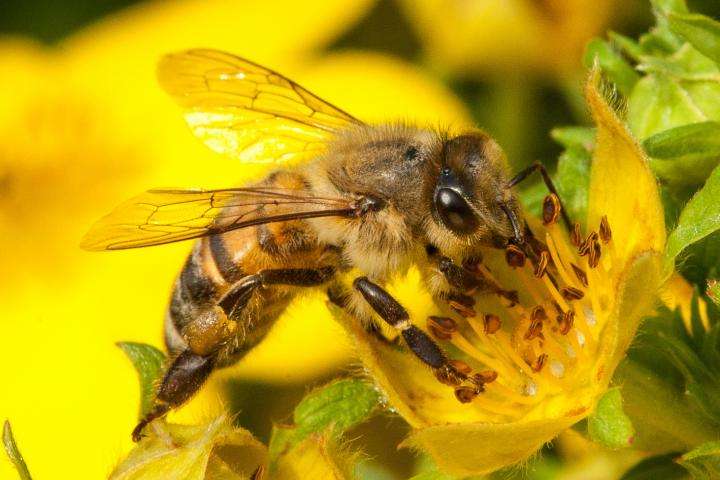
[{"left": 131, "top": 403, "right": 170, "bottom": 442}]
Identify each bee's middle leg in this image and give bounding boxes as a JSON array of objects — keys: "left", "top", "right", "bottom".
[
  {"left": 133, "top": 266, "right": 335, "bottom": 442},
  {"left": 352, "top": 277, "right": 464, "bottom": 383}
]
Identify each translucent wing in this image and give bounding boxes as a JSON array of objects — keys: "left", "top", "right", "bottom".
[
  {"left": 157, "top": 48, "right": 362, "bottom": 164},
  {"left": 81, "top": 188, "right": 355, "bottom": 251}
]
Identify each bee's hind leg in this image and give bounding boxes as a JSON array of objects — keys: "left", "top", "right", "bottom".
[
  {"left": 132, "top": 350, "right": 216, "bottom": 442},
  {"left": 133, "top": 266, "right": 336, "bottom": 442}
]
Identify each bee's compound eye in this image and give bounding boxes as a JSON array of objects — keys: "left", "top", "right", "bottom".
[{"left": 434, "top": 188, "right": 478, "bottom": 234}]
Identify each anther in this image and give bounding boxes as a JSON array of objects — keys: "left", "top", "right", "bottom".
[
  {"left": 455, "top": 386, "right": 480, "bottom": 403},
  {"left": 497, "top": 289, "right": 519, "bottom": 306},
  {"left": 448, "top": 359, "right": 473, "bottom": 376},
  {"left": 571, "top": 263, "right": 588, "bottom": 287},
  {"left": 586, "top": 237, "right": 602, "bottom": 268},
  {"left": 531, "top": 353, "right": 548, "bottom": 372},
  {"left": 578, "top": 232, "right": 598, "bottom": 256},
  {"left": 561, "top": 286, "right": 585, "bottom": 301},
  {"left": 483, "top": 313, "right": 502, "bottom": 334},
  {"left": 542, "top": 194, "right": 561, "bottom": 225},
  {"left": 448, "top": 301, "right": 476, "bottom": 318},
  {"left": 505, "top": 244, "right": 526, "bottom": 268},
  {"left": 531, "top": 305, "right": 547, "bottom": 322},
  {"left": 524, "top": 310, "right": 544, "bottom": 341},
  {"left": 428, "top": 316, "right": 457, "bottom": 340},
  {"left": 571, "top": 223, "right": 582, "bottom": 247},
  {"left": 446, "top": 292, "right": 476, "bottom": 308},
  {"left": 534, "top": 250, "right": 549, "bottom": 278},
  {"left": 599, "top": 215, "right": 612, "bottom": 243},
  {"left": 557, "top": 310, "right": 575, "bottom": 335},
  {"left": 475, "top": 370, "right": 498, "bottom": 384},
  {"left": 435, "top": 366, "right": 463, "bottom": 386}
]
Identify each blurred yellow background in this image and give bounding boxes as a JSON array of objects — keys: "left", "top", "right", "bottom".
[{"left": 1, "top": 0, "right": 710, "bottom": 478}]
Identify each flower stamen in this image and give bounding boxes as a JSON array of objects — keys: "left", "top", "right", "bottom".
[
  {"left": 542, "top": 194, "right": 561, "bottom": 225},
  {"left": 505, "top": 244, "right": 526, "bottom": 268}
]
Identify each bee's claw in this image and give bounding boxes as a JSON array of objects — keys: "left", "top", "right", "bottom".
[{"left": 131, "top": 404, "right": 169, "bottom": 442}]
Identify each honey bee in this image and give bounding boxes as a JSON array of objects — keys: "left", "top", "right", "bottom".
[{"left": 82, "top": 49, "right": 567, "bottom": 441}]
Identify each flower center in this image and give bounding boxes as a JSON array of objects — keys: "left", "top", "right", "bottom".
[{"left": 428, "top": 195, "right": 617, "bottom": 422}]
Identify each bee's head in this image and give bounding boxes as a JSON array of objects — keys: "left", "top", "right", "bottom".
[{"left": 430, "top": 132, "right": 523, "bottom": 248}]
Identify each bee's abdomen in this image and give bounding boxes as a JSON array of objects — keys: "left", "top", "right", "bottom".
[{"left": 166, "top": 239, "right": 231, "bottom": 353}]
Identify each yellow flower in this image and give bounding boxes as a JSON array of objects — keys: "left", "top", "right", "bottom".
[
  {"left": 342, "top": 68, "right": 666, "bottom": 476},
  {"left": 0, "top": 2, "right": 470, "bottom": 478},
  {"left": 397, "top": 0, "right": 619, "bottom": 77}
]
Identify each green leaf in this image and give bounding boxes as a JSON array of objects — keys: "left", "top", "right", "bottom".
[
  {"left": 293, "top": 378, "right": 381, "bottom": 438},
  {"left": 550, "top": 126, "right": 595, "bottom": 150},
  {"left": 621, "top": 454, "right": 689, "bottom": 480},
  {"left": 677, "top": 230, "right": 720, "bottom": 287},
  {"left": 677, "top": 441, "right": 720, "bottom": 479},
  {"left": 667, "top": 12, "right": 720, "bottom": 66},
  {"left": 609, "top": 31, "right": 645, "bottom": 61},
  {"left": 643, "top": 121, "right": 720, "bottom": 185},
  {"left": 665, "top": 163, "right": 720, "bottom": 271},
  {"left": 587, "top": 388, "right": 636, "bottom": 449},
  {"left": 555, "top": 146, "right": 591, "bottom": 226},
  {"left": 708, "top": 280, "right": 720, "bottom": 307},
  {"left": 651, "top": 0, "right": 688, "bottom": 15},
  {"left": 644, "top": 121, "right": 720, "bottom": 159},
  {"left": 268, "top": 378, "right": 381, "bottom": 461},
  {"left": 550, "top": 126, "right": 593, "bottom": 225},
  {"left": 117, "top": 342, "right": 166, "bottom": 419},
  {"left": 2, "top": 420, "right": 32, "bottom": 480},
  {"left": 584, "top": 38, "right": 640, "bottom": 96},
  {"left": 628, "top": 73, "right": 720, "bottom": 142}
]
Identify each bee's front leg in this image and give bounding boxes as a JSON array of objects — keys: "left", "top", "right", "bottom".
[{"left": 430, "top": 252, "right": 518, "bottom": 311}]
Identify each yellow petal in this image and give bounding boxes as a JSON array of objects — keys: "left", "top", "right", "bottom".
[
  {"left": 402, "top": 413, "right": 586, "bottom": 477},
  {"left": 110, "top": 416, "right": 266, "bottom": 479},
  {"left": 586, "top": 68, "right": 666, "bottom": 263},
  {"left": 661, "top": 273, "right": 710, "bottom": 331},
  {"left": 271, "top": 433, "right": 358, "bottom": 480},
  {"left": 603, "top": 251, "right": 663, "bottom": 378}
]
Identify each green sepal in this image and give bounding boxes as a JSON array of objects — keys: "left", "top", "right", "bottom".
[
  {"left": 2, "top": 421, "right": 32, "bottom": 480},
  {"left": 117, "top": 342, "right": 166, "bottom": 419},
  {"left": 621, "top": 454, "right": 690, "bottom": 480},
  {"left": 587, "top": 388, "right": 636, "bottom": 450}
]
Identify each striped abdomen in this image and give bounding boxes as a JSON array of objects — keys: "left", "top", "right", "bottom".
[{"left": 164, "top": 171, "right": 337, "bottom": 364}]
